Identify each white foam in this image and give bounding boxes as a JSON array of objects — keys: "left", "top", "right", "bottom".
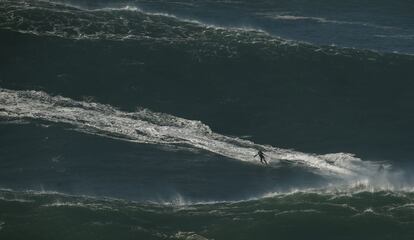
[
  {"left": 0, "top": 196, "right": 34, "bottom": 203},
  {"left": 261, "top": 13, "right": 399, "bottom": 30},
  {"left": 261, "top": 178, "right": 414, "bottom": 201},
  {"left": 42, "top": 201, "right": 117, "bottom": 211},
  {"left": 173, "top": 231, "right": 211, "bottom": 240},
  {"left": 0, "top": 88, "right": 381, "bottom": 178}
]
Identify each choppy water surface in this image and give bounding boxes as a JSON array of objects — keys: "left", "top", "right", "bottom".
[{"left": 1, "top": 0, "right": 414, "bottom": 239}]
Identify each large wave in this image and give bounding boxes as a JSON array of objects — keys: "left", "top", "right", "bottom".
[
  {"left": 1, "top": 0, "right": 413, "bottom": 199},
  {"left": 0, "top": 88, "right": 385, "bottom": 179},
  {"left": 1, "top": 0, "right": 413, "bottom": 55},
  {"left": 1, "top": 2, "right": 414, "bottom": 238},
  {"left": 0, "top": 0, "right": 274, "bottom": 45}
]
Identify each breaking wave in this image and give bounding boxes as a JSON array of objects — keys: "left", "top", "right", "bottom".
[
  {"left": 0, "top": 88, "right": 384, "bottom": 179},
  {"left": 1, "top": 187, "right": 414, "bottom": 239}
]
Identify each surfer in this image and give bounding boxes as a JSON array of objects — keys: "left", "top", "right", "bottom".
[{"left": 254, "top": 150, "right": 268, "bottom": 165}]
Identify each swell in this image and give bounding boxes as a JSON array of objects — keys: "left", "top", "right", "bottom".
[
  {"left": 1, "top": 0, "right": 413, "bottom": 56},
  {"left": 0, "top": 0, "right": 274, "bottom": 45},
  {"left": 1, "top": 188, "right": 414, "bottom": 240},
  {"left": 2, "top": 0, "right": 414, "bottom": 61},
  {"left": 2, "top": 0, "right": 413, "bottom": 55}
]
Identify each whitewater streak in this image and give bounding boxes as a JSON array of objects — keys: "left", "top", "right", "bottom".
[{"left": 0, "top": 88, "right": 380, "bottom": 177}]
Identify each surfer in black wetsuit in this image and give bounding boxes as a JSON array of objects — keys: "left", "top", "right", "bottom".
[{"left": 254, "top": 150, "right": 268, "bottom": 165}]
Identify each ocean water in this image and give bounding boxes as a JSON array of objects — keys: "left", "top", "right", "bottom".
[{"left": 1, "top": 0, "right": 414, "bottom": 239}]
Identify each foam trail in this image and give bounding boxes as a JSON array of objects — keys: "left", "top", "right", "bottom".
[{"left": 0, "top": 88, "right": 380, "bottom": 177}]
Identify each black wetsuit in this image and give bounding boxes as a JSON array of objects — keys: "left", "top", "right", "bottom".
[{"left": 255, "top": 150, "right": 268, "bottom": 165}]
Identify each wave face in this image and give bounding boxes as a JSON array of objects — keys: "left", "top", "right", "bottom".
[
  {"left": 1, "top": 0, "right": 414, "bottom": 239},
  {"left": 0, "top": 88, "right": 380, "bottom": 177},
  {"left": 1, "top": 0, "right": 414, "bottom": 160}
]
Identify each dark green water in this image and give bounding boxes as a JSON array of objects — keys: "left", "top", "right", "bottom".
[
  {"left": 1, "top": 0, "right": 414, "bottom": 239},
  {"left": 1, "top": 189, "right": 414, "bottom": 240}
]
